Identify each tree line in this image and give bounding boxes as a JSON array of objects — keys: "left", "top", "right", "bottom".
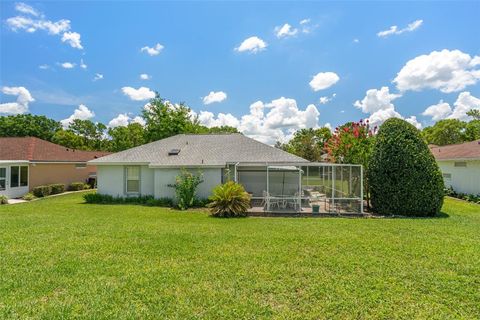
[{"left": 0, "top": 94, "right": 238, "bottom": 152}]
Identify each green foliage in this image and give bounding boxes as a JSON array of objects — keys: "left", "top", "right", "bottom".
[
  {"left": 169, "top": 169, "right": 204, "bottom": 210},
  {"left": 208, "top": 181, "right": 251, "bottom": 217},
  {"left": 444, "top": 186, "right": 480, "bottom": 204},
  {"left": 0, "top": 195, "right": 8, "bottom": 205},
  {"left": 68, "top": 119, "right": 108, "bottom": 150},
  {"left": 369, "top": 118, "right": 444, "bottom": 216},
  {"left": 465, "top": 120, "right": 480, "bottom": 141},
  {"left": 83, "top": 193, "right": 173, "bottom": 207},
  {"left": 50, "top": 184, "right": 66, "bottom": 195},
  {"left": 422, "top": 119, "right": 466, "bottom": 146},
  {"left": 70, "top": 182, "right": 89, "bottom": 191},
  {"left": 277, "top": 128, "right": 332, "bottom": 161},
  {"left": 108, "top": 123, "right": 145, "bottom": 152},
  {"left": 51, "top": 129, "right": 85, "bottom": 150},
  {"left": 32, "top": 185, "right": 52, "bottom": 197},
  {"left": 0, "top": 114, "right": 61, "bottom": 141},
  {"left": 466, "top": 109, "right": 480, "bottom": 120},
  {"left": 22, "top": 193, "right": 35, "bottom": 201}
]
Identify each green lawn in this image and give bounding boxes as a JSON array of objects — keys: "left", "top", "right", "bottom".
[{"left": 1, "top": 193, "right": 479, "bottom": 319}]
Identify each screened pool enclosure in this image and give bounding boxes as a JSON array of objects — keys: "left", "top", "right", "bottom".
[{"left": 229, "top": 162, "right": 363, "bottom": 214}]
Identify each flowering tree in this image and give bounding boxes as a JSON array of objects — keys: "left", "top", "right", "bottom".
[{"left": 325, "top": 119, "right": 376, "bottom": 209}]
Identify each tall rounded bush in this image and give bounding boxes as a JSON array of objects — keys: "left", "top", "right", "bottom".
[{"left": 368, "top": 118, "right": 444, "bottom": 216}]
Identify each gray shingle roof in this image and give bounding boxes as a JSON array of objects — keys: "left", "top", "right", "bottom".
[{"left": 90, "top": 134, "right": 308, "bottom": 166}]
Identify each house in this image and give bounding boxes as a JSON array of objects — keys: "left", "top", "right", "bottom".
[
  {"left": 430, "top": 140, "right": 480, "bottom": 195},
  {"left": 90, "top": 134, "right": 364, "bottom": 214},
  {"left": 0, "top": 137, "right": 110, "bottom": 198}
]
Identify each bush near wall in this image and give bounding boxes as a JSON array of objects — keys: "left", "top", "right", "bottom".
[
  {"left": 70, "top": 182, "right": 90, "bottom": 191},
  {"left": 83, "top": 193, "right": 174, "bottom": 207},
  {"left": 368, "top": 118, "right": 444, "bottom": 217},
  {"left": 50, "top": 184, "right": 65, "bottom": 195},
  {"left": 32, "top": 185, "right": 52, "bottom": 197},
  {"left": 0, "top": 195, "right": 8, "bottom": 205},
  {"left": 445, "top": 187, "right": 480, "bottom": 204}
]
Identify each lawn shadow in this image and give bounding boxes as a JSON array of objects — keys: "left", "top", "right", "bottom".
[{"left": 371, "top": 211, "right": 450, "bottom": 219}]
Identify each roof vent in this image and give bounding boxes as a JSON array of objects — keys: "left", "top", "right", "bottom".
[{"left": 168, "top": 149, "right": 181, "bottom": 156}]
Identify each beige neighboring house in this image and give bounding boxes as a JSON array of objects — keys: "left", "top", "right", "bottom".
[
  {"left": 0, "top": 137, "right": 110, "bottom": 198},
  {"left": 430, "top": 140, "right": 480, "bottom": 195}
]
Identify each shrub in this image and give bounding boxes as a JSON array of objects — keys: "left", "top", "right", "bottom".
[
  {"left": 83, "top": 193, "right": 174, "bottom": 207},
  {"left": 32, "top": 185, "right": 52, "bottom": 197},
  {"left": 168, "top": 169, "right": 204, "bottom": 210},
  {"left": 22, "top": 193, "right": 35, "bottom": 201},
  {"left": 0, "top": 195, "right": 8, "bottom": 205},
  {"left": 70, "top": 182, "right": 87, "bottom": 191},
  {"left": 50, "top": 184, "right": 65, "bottom": 195},
  {"left": 208, "top": 181, "right": 251, "bottom": 218},
  {"left": 368, "top": 118, "right": 444, "bottom": 216}
]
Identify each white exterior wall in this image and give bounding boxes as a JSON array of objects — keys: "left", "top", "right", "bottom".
[
  {"left": 154, "top": 168, "right": 221, "bottom": 200},
  {"left": 0, "top": 162, "right": 29, "bottom": 199},
  {"left": 437, "top": 160, "right": 480, "bottom": 195},
  {"left": 96, "top": 165, "right": 124, "bottom": 197}
]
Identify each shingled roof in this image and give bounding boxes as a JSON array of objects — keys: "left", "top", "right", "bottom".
[
  {"left": 0, "top": 137, "right": 110, "bottom": 162},
  {"left": 90, "top": 134, "right": 308, "bottom": 166},
  {"left": 430, "top": 140, "right": 480, "bottom": 161}
]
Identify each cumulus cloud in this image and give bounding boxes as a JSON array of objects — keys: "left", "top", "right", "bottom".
[
  {"left": 203, "top": 91, "right": 227, "bottom": 105},
  {"left": 107, "top": 113, "right": 145, "bottom": 128},
  {"left": 60, "top": 104, "right": 94, "bottom": 128},
  {"left": 60, "top": 62, "right": 75, "bottom": 69},
  {"left": 275, "top": 23, "right": 298, "bottom": 38},
  {"left": 141, "top": 43, "right": 164, "bottom": 56},
  {"left": 394, "top": 49, "right": 480, "bottom": 93},
  {"left": 405, "top": 116, "right": 422, "bottom": 129},
  {"left": 6, "top": 3, "right": 83, "bottom": 50},
  {"left": 80, "top": 59, "right": 87, "bottom": 69},
  {"left": 309, "top": 72, "right": 340, "bottom": 91},
  {"left": 235, "top": 36, "right": 267, "bottom": 53},
  {"left": 121, "top": 86, "right": 155, "bottom": 101},
  {"left": 377, "top": 19, "right": 423, "bottom": 37},
  {"left": 423, "top": 92, "right": 480, "bottom": 122},
  {"left": 139, "top": 73, "right": 151, "bottom": 80},
  {"left": 61, "top": 31, "right": 83, "bottom": 49},
  {"left": 93, "top": 73, "right": 104, "bottom": 81},
  {"left": 38, "top": 64, "right": 49, "bottom": 70},
  {"left": 0, "top": 86, "right": 34, "bottom": 115},
  {"left": 196, "top": 97, "right": 320, "bottom": 145},
  {"left": 319, "top": 93, "right": 336, "bottom": 104}
]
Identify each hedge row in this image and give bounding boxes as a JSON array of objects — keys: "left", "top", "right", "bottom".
[
  {"left": 32, "top": 182, "right": 90, "bottom": 197},
  {"left": 83, "top": 193, "right": 211, "bottom": 208}
]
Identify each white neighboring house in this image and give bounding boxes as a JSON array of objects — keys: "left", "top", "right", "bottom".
[
  {"left": 89, "top": 134, "right": 308, "bottom": 200},
  {"left": 430, "top": 140, "right": 480, "bottom": 195}
]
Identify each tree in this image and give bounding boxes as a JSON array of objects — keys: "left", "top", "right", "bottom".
[
  {"left": 467, "top": 109, "right": 480, "bottom": 120},
  {"left": 51, "top": 129, "right": 86, "bottom": 150},
  {"left": 465, "top": 120, "right": 480, "bottom": 141},
  {"left": 422, "top": 119, "right": 466, "bottom": 146},
  {"left": 277, "top": 128, "right": 332, "bottom": 161},
  {"left": 68, "top": 119, "right": 108, "bottom": 150},
  {"left": 205, "top": 126, "right": 239, "bottom": 134},
  {"left": 108, "top": 123, "right": 145, "bottom": 152},
  {"left": 0, "top": 114, "right": 61, "bottom": 141},
  {"left": 325, "top": 120, "right": 376, "bottom": 209},
  {"left": 142, "top": 94, "right": 196, "bottom": 142},
  {"left": 369, "top": 118, "right": 444, "bottom": 216}
]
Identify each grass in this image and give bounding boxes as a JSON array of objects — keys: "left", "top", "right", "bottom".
[{"left": 0, "top": 192, "right": 479, "bottom": 319}]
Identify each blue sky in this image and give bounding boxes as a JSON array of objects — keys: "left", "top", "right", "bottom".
[{"left": 1, "top": 1, "right": 479, "bottom": 144}]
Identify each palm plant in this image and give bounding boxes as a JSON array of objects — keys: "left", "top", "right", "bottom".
[{"left": 208, "top": 181, "right": 251, "bottom": 217}]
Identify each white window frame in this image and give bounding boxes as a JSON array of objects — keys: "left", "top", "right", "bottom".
[
  {"left": 10, "top": 165, "right": 28, "bottom": 188},
  {"left": 0, "top": 167, "right": 6, "bottom": 191},
  {"left": 125, "top": 166, "right": 141, "bottom": 195}
]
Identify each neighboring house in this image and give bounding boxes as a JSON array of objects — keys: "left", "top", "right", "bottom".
[
  {"left": 0, "top": 137, "right": 110, "bottom": 198},
  {"left": 89, "top": 134, "right": 308, "bottom": 199},
  {"left": 430, "top": 140, "right": 480, "bottom": 195}
]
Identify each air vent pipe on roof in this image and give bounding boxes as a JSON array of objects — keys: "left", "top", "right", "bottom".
[{"left": 168, "top": 149, "right": 180, "bottom": 156}]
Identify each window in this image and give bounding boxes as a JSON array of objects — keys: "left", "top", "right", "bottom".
[
  {"left": 454, "top": 162, "right": 467, "bottom": 167},
  {"left": 125, "top": 166, "right": 140, "bottom": 194},
  {"left": 10, "top": 166, "right": 28, "bottom": 188},
  {"left": 0, "top": 168, "right": 6, "bottom": 191},
  {"left": 442, "top": 173, "right": 452, "bottom": 180}
]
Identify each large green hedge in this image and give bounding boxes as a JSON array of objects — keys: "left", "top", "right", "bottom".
[{"left": 368, "top": 118, "right": 444, "bottom": 216}]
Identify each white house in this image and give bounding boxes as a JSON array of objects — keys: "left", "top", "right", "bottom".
[{"left": 430, "top": 140, "right": 480, "bottom": 195}]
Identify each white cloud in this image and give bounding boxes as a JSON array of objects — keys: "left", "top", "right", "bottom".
[
  {"left": 80, "top": 59, "right": 87, "bottom": 69},
  {"left": 121, "top": 86, "right": 155, "bottom": 101},
  {"left": 61, "top": 31, "right": 83, "bottom": 49},
  {"left": 0, "top": 86, "right": 34, "bottom": 115},
  {"left": 309, "top": 72, "right": 340, "bottom": 91},
  {"left": 405, "top": 116, "right": 422, "bottom": 129},
  {"left": 377, "top": 19, "right": 423, "bottom": 37},
  {"left": 354, "top": 86, "right": 401, "bottom": 114},
  {"left": 319, "top": 93, "right": 336, "bottom": 104},
  {"left": 235, "top": 36, "right": 267, "bottom": 53},
  {"left": 15, "top": 3, "right": 40, "bottom": 16},
  {"left": 60, "top": 104, "right": 94, "bottom": 128},
  {"left": 141, "top": 43, "right": 164, "bottom": 56},
  {"left": 139, "top": 73, "right": 151, "bottom": 80},
  {"left": 60, "top": 62, "right": 75, "bottom": 69},
  {"left": 203, "top": 91, "right": 227, "bottom": 105},
  {"left": 196, "top": 97, "right": 320, "bottom": 145},
  {"left": 353, "top": 38, "right": 360, "bottom": 43},
  {"left": 108, "top": 113, "right": 130, "bottom": 128},
  {"left": 394, "top": 49, "right": 480, "bottom": 93},
  {"left": 424, "top": 92, "right": 480, "bottom": 122},
  {"left": 422, "top": 101, "right": 452, "bottom": 121},
  {"left": 38, "top": 64, "right": 49, "bottom": 70},
  {"left": 132, "top": 116, "right": 146, "bottom": 126},
  {"left": 275, "top": 23, "right": 298, "bottom": 38},
  {"left": 367, "top": 107, "right": 403, "bottom": 128},
  {"left": 300, "top": 19, "right": 310, "bottom": 25},
  {"left": 93, "top": 73, "right": 104, "bottom": 81}
]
